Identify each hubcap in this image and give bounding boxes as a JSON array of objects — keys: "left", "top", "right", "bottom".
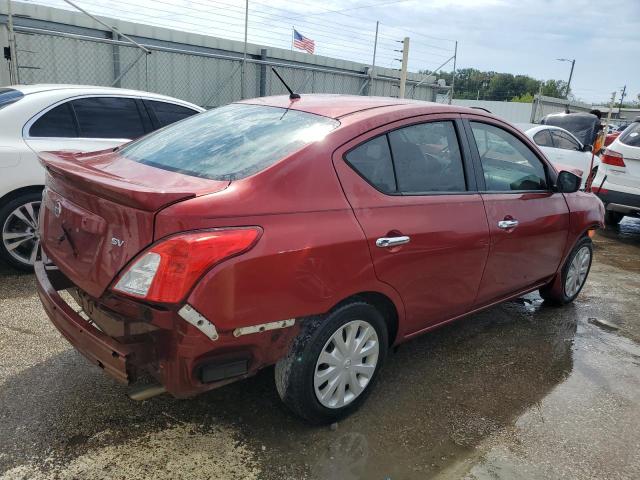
[
  {"left": 2, "top": 200, "right": 41, "bottom": 266},
  {"left": 314, "top": 320, "right": 379, "bottom": 409},
  {"left": 565, "top": 246, "right": 591, "bottom": 297}
]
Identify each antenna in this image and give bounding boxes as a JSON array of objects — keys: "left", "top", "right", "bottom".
[{"left": 271, "top": 67, "right": 300, "bottom": 100}]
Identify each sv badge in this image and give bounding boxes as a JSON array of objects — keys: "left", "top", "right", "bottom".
[{"left": 111, "top": 237, "right": 125, "bottom": 248}]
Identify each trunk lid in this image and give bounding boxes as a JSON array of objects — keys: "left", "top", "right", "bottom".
[
  {"left": 610, "top": 141, "right": 640, "bottom": 188},
  {"left": 39, "top": 149, "right": 229, "bottom": 298}
]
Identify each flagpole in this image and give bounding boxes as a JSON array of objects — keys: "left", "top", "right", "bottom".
[{"left": 291, "top": 27, "right": 294, "bottom": 51}]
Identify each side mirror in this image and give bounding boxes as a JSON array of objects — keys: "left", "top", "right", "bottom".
[
  {"left": 556, "top": 170, "right": 581, "bottom": 193},
  {"left": 583, "top": 144, "right": 593, "bottom": 152}
]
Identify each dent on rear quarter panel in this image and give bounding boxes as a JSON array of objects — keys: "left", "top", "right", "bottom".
[
  {"left": 187, "top": 209, "right": 386, "bottom": 330},
  {"left": 155, "top": 141, "right": 405, "bottom": 362}
]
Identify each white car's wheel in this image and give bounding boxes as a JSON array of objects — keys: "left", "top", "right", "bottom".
[{"left": 0, "top": 191, "right": 43, "bottom": 270}]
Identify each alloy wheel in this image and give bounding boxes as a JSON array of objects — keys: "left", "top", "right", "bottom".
[
  {"left": 565, "top": 245, "right": 591, "bottom": 297},
  {"left": 2, "top": 200, "right": 41, "bottom": 266},
  {"left": 314, "top": 320, "right": 379, "bottom": 409}
]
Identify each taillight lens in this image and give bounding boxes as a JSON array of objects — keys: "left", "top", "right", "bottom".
[
  {"left": 601, "top": 149, "right": 626, "bottom": 167},
  {"left": 113, "top": 227, "right": 261, "bottom": 303}
]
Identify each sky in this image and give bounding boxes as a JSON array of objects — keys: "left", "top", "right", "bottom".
[{"left": 18, "top": 0, "right": 640, "bottom": 104}]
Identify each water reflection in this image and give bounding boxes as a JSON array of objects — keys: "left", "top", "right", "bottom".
[{"left": 309, "top": 432, "right": 369, "bottom": 480}]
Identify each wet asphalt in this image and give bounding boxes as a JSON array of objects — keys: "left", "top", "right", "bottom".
[{"left": 1, "top": 219, "right": 639, "bottom": 480}]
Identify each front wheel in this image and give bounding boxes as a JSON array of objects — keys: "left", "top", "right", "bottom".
[
  {"left": 275, "top": 301, "right": 388, "bottom": 424},
  {"left": 539, "top": 236, "right": 593, "bottom": 305}
]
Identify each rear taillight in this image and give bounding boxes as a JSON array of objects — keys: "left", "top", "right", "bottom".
[
  {"left": 113, "top": 227, "right": 261, "bottom": 303},
  {"left": 601, "top": 149, "right": 626, "bottom": 167}
]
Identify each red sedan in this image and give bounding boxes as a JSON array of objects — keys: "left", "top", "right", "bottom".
[{"left": 35, "top": 95, "right": 604, "bottom": 423}]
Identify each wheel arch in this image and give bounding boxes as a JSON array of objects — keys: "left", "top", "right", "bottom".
[
  {"left": 0, "top": 185, "right": 45, "bottom": 206},
  {"left": 328, "top": 291, "right": 400, "bottom": 346}
]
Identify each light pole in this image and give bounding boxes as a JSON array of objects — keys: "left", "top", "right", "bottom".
[{"left": 556, "top": 58, "right": 575, "bottom": 98}]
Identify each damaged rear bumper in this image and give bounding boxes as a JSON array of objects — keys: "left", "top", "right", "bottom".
[
  {"left": 34, "top": 260, "right": 153, "bottom": 384},
  {"left": 34, "top": 260, "right": 300, "bottom": 398}
]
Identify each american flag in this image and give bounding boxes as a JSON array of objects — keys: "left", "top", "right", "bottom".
[{"left": 293, "top": 29, "right": 315, "bottom": 54}]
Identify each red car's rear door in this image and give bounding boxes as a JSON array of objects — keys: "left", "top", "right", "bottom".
[
  {"left": 333, "top": 115, "right": 490, "bottom": 337},
  {"left": 462, "top": 117, "right": 570, "bottom": 306}
]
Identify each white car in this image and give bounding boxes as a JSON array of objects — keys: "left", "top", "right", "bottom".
[
  {"left": 517, "top": 123, "right": 598, "bottom": 186},
  {"left": 592, "top": 117, "right": 640, "bottom": 225},
  {"left": 0, "top": 84, "right": 204, "bottom": 270}
]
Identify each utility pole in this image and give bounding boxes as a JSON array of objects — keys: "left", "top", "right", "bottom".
[
  {"left": 566, "top": 59, "right": 574, "bottom": 97},
  {"left": 241, "top": 0, "right": 248, "bottom": 99},
  {"left": 556, "top": 58, "right": 575, "bottom": 98},
  {"left": 618, "top": 84, "right": 627, "bottom": 111},
  {"left": 398, "top": 36, "right": 409, "bottom": 99},
  {"left": 449, "top": 40, "right": 457, "bottom": 104},
  {"left": 7, "top": 0, "right": 19, "bottom": 84}
]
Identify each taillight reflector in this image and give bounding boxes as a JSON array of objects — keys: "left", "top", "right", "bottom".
[
  {"left": 113, "top": 227, "right": 261, "bottom": 303},
  {"left": 601, "top": 149, "right": 626, "bottom": 167}
]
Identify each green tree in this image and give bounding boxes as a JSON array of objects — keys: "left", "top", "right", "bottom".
[
  {"left": 421, "top": 68, "right": 570, "bottom": 101},
  {"left": 511, "top": 93, "right": 535, "bottom": 103}
]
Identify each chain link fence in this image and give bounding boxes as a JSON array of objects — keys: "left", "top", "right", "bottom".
[{"left": 13, "top": 26, "right": 444, "bottom": 109}]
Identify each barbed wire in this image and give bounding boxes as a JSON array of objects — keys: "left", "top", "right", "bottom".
[{"left": 18, "top": 0, "right": 456, "bottom": 73}]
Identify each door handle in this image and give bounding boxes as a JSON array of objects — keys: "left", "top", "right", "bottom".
[
  {"left": 497, "top": 219, "right": 519, "bottom": 229},
  {"left": 376, "top": 236, "right": 410, "bottom": 248}
]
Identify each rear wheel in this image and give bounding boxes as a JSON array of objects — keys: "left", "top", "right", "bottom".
[
  {"left": 275, "top": 301, "right": 388, "bottom": 424},
  {"left": 539, "top": 237, "right": 593, "bottom": 305},
  {"left": 604, "top": 210, "right": 624, "bottom": 226},
  {"left": 0, "top": 191, "right": 43, "bottom": 271}
]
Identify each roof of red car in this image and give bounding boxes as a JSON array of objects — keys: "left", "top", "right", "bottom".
[{"left": 237, "top": 94, "right": 470, "bottom": 119}]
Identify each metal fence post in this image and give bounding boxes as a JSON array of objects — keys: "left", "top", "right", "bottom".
[
  {"left": 259, "top": 48, "right": 267, "bottom": 96},
  {"left": 241, "top": 0, "right": 248, "bottom": 99},
  {"left": 111, "top": 31, "right": 121, "bottom": 87},
  {"left": 368, "top": 20, "right": 379, "bottom": 96},
  {"left": 7, "top": 0, "right": 19, "bottom": 84},
  {"left": 449, "top": 40, "right": 457, "bottom": 104}
]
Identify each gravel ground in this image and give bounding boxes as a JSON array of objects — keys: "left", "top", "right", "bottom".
[{"left": 1, "top": 219, "right": 639, "bottom": 480}]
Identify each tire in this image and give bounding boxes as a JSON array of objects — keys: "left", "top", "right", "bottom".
[
  {"left": 275, "top": 301, "right": 388, "bottom": 424},
  {"left": 539, "top": 236, "right": 593, "bottom": 305},
  {"left": 0, "top": 191, "right": 43, "bottom": 271},
  {"left": 604, "top": 210, "right": 624, "bottom": 226}
]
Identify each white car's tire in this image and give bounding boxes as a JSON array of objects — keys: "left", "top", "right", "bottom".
[{"left": 0, "top": 190, "right": 43, "bottom": 271}]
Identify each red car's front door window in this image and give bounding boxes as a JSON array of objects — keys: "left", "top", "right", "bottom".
[{"left": 468, "top": 120, "right": 570, "bottom": 305}]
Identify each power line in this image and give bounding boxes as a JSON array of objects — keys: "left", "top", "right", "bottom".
[
  {"left": 251, "top": 0, "right": 415, "bottom": 18},
  {"left": 44, "top": 0, "right": 397, "bottom": 60}
]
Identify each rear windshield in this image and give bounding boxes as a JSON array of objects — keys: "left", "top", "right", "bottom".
[
  {"left": 619, "top": 122, "right": 640, "bottom": 147},
  {"left": 0, "top": 88, "right": 24, "bottom": 110},
  {"left": 120, "top": 103, "right": 339, "bottom": 180}
]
